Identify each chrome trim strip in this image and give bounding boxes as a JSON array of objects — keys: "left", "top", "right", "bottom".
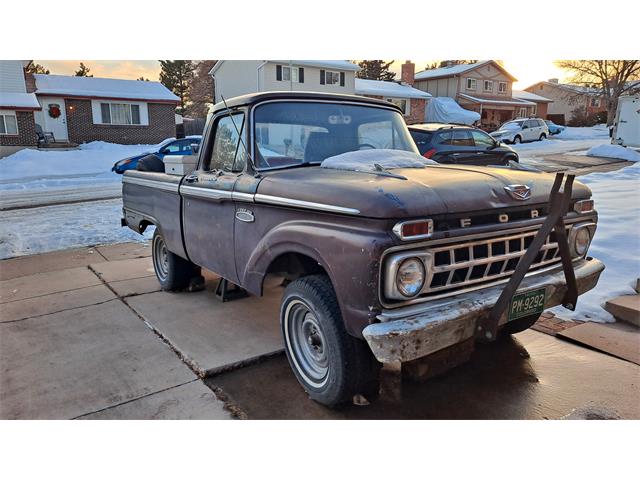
[
  {"left": 232, "top": 191, "right": 255, "bottom": 202},
  {"left": 180, "top": 185, "right": 233, "bottom": 201},
  {"left": 122, "top": 176, "right": 179, "bottom": 193},
  {"left": 254, "top": 193, "right": 360, "bottom": 215}
]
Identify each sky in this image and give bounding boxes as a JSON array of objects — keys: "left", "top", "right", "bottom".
[{"left": 35, "top": 59, "right": 570, "bottom": 89}]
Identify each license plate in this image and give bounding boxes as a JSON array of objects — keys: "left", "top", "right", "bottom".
[{"left": 508, "top": 287, "right": 546, "bottom": 322}]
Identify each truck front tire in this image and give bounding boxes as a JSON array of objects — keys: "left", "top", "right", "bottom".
[
  {"left": 281, "top": 275, "right": 380, "bottom": 407},
  {"left": 152, "top": 229, "right": 199, "bottom": 291}
]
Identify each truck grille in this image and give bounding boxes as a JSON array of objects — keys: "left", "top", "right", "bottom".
[{"left": 423, "top": 227, "right": 570, "bottom": 297}]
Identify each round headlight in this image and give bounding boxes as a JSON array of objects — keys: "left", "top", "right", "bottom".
[
  {"left": 573, "top": 227, "right": 591, "bottom": 257},
  {"left": 396, "top": 258, "right": 425, "bottom": 297}
]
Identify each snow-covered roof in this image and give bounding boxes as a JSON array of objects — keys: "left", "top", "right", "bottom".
[
  {"left": 354, "top": 78, "right": 431, "bottom": 99},
  {"left": 0, "top": 92, "right": 41, "bottom": 109},
  {"left": 513, "top": 90, "right": 553, "bottom": 103},
  {"left": 415, "top": 61, "right": 489, "bottom": 80},
  {"left": 459, "top": 93, "right": 535, "bottom": 106},
  {"left": 415, "top": 60, "right": 517, "bottom": 82},
  {"left": 33, "top": 74, "right": 179, "bottom": 102}
]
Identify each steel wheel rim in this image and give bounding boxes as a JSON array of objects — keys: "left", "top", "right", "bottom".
[
  {"left": 284, "top": 299, "right": 329, "bottom": 388},
  {"left": 153, "top": 235, "right": 169, "bottom": 281}
]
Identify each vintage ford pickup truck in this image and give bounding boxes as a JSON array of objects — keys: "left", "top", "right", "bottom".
[{"left": 121, "top": 91, "right": 604, "bottom": 406}]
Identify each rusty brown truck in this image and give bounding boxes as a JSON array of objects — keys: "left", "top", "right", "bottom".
[{"left": 121, "top": 92, "right": 604, "bottom": 406}]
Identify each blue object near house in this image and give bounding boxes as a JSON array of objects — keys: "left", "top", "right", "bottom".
[
  {"left": 112, "top": 135, "right": 202, "bottom": 173},
  {"left": 545, "top": 120, "right": 565, "bottom": 135}
]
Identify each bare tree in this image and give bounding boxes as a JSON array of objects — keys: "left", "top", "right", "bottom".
[
  {"left": 556, "top": 60, "right": 640, "bottom": 124},
  {"left": 185, "top": 60, "right": 217, "bottom": 118},
  {"left": 26, "top": 62, "right": 50, "bottom": 74}
]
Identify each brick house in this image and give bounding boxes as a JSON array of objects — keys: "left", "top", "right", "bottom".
[
  {"left": 355, "top": 61, "right": 431, "bottom": 124},
  {"left": 512, "top": 90, "right": 554, "bottom": 119},
  {"left": 524, "top": 79, "right": 607, "bottom": 125},
  {"left": 412, "top": 60, "right": 538, "bottom": 130},
  {"left": 0, "top": 60, "right": 179, "bottom": 157}
]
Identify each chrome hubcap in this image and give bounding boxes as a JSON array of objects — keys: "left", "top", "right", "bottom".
[{"left": 285, "top": 300, "right": 329, "bottom": 386}]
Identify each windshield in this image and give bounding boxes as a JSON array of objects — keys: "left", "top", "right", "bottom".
[
  {"left": 253, "top": 101, "right": 417, "bottom": 169},
  {"left": 500, "top": 121, "right": 523, "bottom": 130}
]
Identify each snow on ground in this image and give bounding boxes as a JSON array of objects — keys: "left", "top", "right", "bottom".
[
  {"left": 0, "top": 199, "right": 153, "bottom": 259},
  {"left": 551, "top": 162, "right": 640, "bottom": 322},
  {"left": 586, "top": 144, "right": 640, "bottom": 162},
  {"left": 512, "top": 125, "right": 610, "bottom": 160},
  {"left": 0, "top": 141, "right": 160, "bottom": 192}
]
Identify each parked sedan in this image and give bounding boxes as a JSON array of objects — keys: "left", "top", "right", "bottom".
[
  {"left": 408, "top": 123, "right": 519, "bottom": 166},
  {"left": 112, "top": 136, "right": 202, "bottom": 174},
  {"left": 545, "top": 120, "right": 566, "bottom": 135},
  {"left": 490, "top": 118, "right": 549, "bottom": 144}
]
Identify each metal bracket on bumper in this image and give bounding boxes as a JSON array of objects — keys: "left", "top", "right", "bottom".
[{"left": 362, "top": 258, "right": 604, "bottom": 364}]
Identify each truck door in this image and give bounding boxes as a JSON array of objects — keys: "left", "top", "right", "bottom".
[{"left": 181, "top": 111, "right": 247, "bottom": 283}]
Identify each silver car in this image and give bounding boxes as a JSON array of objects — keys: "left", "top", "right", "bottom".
[{"left": 490, "top": 118, "right": 550, "bottom": 144}]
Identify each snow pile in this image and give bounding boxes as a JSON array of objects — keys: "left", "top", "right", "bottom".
[
  {"left": 321, "top": 149, "right": 435, "bottom": 172},
  {"left": 425, "top": 97, "right": 480, "bottom": 125},
  {"left": 552, "top": 162, "right": 640, "bottom": 322},
  {"left": 554, "top": 124, "right": 609, "bottom": 140},
  {"left": 586, "top": 144, "right": 640, "bottom": 162},
  {"left": 0, "top": 141, "right": 161, "bottom": 191},
  {"left": 0, "top": 199, "right": 154, "bottom": 259}
]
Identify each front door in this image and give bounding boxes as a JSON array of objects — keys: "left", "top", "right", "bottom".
[
  {"left": 181, "top": 111, "right": 247, "bottom": 283},
  {"left": 39, "top": 97, "right": 68, "bottom": 141}
]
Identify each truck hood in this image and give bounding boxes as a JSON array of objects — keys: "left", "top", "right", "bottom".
[{"left": 256, "top": 165, "right": 592, "bottom": 219}]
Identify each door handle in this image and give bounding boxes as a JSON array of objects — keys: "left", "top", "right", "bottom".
[{"left": 184, "top": 175, "right": 198, "bottom": 184}]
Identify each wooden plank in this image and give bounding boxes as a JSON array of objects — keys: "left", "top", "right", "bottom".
[
  {"left": 605, "top": 295, "right": 640, "bottom": 327},
  {"left": 557, "top": 322, "right": 640, "bottom": 365}
]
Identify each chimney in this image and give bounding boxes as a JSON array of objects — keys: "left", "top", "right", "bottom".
[
  {"left": 401, "top": 60, "right": 415, "bottom": 85},
  {"left": 548, "top": 78, "right": 559, "bottom": 84}
]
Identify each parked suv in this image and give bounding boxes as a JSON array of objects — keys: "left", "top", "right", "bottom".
[
  {"left": 408, "top": 124, "right": 519, "bottom": 166},
  {"left": 490, "top": 118, "right": 549, "bottom": 144}
]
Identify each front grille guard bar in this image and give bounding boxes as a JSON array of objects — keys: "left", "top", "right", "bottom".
[{"left": 480, "top": 173, "right": 578, "bottom": 340}]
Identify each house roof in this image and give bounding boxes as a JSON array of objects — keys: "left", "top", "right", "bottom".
[
  {"left": 525, "top": 81, "right": 602, "bottom": 96},
  {"left": 209, "top": 60, "right": 360, "bottom": 76},
  {"left": 415, "top": 60, "right": 517, "bottom": 82},
  {"left": 512, "top": 90, "right": 553, "bottom": 103},
  {"left": 458, "top": 93, "right": 535, "bottom": 106},
  {"left": 354, "top": 78, "right": 431, "bottom": 99},
  {"left": 0, "top": 92, "right": 41, "bottom": 110},
  {"left": 33, "top": 74, "right": 179, "bottom": 103}
]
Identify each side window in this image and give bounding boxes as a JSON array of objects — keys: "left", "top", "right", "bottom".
[
  {"left": 450, "top": 130, "right": 474, "bottom": 147},
  {"left": 471, "top": 130, "right": 495, "bottom": 147},
  {"left": 523, "top": 120, "right": 532, "bottom": 129},
  {"left": 209, "top": 113, "right": 246, "bottom": 172}
]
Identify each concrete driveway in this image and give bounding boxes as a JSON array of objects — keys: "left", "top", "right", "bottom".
[{"left": 1, "top": 243, "right": 638, "bottom": 419}]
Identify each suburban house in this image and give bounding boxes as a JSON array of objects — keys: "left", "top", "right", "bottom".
[
  {"left": 209, "top": 60, "right": 430, "bottom": 123},
  {"left": 354, "top": 61, "right": 431, "bottom": 124},
  {"left": 524, "top": 79, "right": 607, "bottom": 125},
  {"left": 512, "top": 90, "right": 554, "bottom": 119},
  {"left": 0, "top": 60, "right": 179, "bottom": 157},
  {"left": 412, "top": 60, "right": 538, "bottom": 129}
]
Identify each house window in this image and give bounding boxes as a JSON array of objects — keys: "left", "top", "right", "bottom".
[
  {"left": 0, "top": 112, "right": 19, "bottom": 135},
  {"left": 277, "top": 65, "right": 304, "bottom": 83},
  {"left": 498, "top": 82, "right": 507, "bottom": 94},
  {"left": 590, "top": 97, "right": 601, "bottom": 107},
  {"left": 100, "top": 103, "right": 141, "bottom": 125},
  {"left": 385, "top": 98, "right": 410, "bottom": 116},
  {"left": 518, "top": 107, "right": 528, "bottom": 117},
  {"left": 483, "top": 80, "right": 493, "bottom": 92},
  {"left": 466, "top": 78, "right": 477, "bottom": 90},
  {"left": 325, "top": 71, "right": 340, "bottom": 85}
]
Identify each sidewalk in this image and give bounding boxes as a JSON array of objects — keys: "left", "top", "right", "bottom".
[{"left": 0, "top": 243, "right": 281, "bottom": 419}]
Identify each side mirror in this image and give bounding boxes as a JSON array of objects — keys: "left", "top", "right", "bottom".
[
  {"left": 160, "top": 147, "right": 170, "bottom": 154},
  {"left": 190, "top": 143, "right": 200, "bottom": 155}
]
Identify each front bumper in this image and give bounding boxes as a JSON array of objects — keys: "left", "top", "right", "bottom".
[{"left": 362, "top": 258, "right": 604, "bottom": 363}]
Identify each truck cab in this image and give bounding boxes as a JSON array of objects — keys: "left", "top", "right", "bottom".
[{"left": 122, "top": 91, "right": 604, "bottom": 406}]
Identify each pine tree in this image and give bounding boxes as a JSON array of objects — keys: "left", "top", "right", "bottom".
[
  {"left": 26, "top": 62, "right": 50, "bottom": 74},
  {"left": 356, "top": 60, "right": 396, "bottom": 81},
  {"left": 136, "top": 76, "right": 150, "bottom": 81},
  {"left": 185, "top": 60, "right": 217, "bottom": 119},
  {"left": 74, "top": 62, "right": 93, "bottom": 77},
  {"left": 425, "top": 60, "right": 479, "bottom": 70},
  {"left": 159, "top": 60, "right": 196, "bottom": 114}
]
